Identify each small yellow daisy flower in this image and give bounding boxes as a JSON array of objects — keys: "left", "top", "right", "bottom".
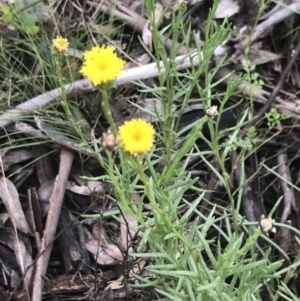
[
  {"left": 52, "top": 36, "right": 69, "bottom": 53},
  {"left": 118, "top": 118, "right": 155, "bottom": 157},
  {"left": 80, "top": 45, "right": 125, "bottom": 87}
]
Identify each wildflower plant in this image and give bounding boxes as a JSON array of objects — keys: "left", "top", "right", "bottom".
[
  {"left": 49, "top": 0, "right": 294, "bottom": 300},
  {"left": 0, "top": 0, "right": 298, "bottom": 298},
  {"left": 265, "top": 108, "right": 290, "bottom": 129}
]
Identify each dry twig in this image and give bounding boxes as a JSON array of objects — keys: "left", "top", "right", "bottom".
[
  {"left": 277, "top": 153, "right": 294, "bottom": 223},
  {"left": 31, "top": 148, "right": 74, "bottom": 301}
]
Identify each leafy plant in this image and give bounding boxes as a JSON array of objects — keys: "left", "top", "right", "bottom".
[
  {"left": 0, "top": 0, "right": 299, "bottom": 300},
  {"left": 242, "top": 58, "right": 264, "bottom": 93},
  {"left": 0, "top": 3, "right": 39, "bottom": 35},
  {"left": 265, "top": 108, "right": 290, "bottom": 128}
]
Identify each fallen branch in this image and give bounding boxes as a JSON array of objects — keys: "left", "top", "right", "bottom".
[
  {"left": 0, "top": 53, "right": 200, "bottom": 128},
  {"left": 31, "top": 148, "right": 74, "bottom": 301},
  {"left": 277, "top": 153, "right": 294, "bottom": 224},
  {"left": 247, "top": 2, "right": 300, "bottom": 45}
]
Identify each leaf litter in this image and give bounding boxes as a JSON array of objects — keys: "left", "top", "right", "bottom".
[{"left": 0, "top": 0, "right": 300, "bottom": 300}]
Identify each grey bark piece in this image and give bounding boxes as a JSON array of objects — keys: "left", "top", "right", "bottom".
[
  {"left": 57, "top": 209, "right": 82, "bottom": 273},
  {"left": 0, "top": 177, "right": 32, "bottom": 234}
]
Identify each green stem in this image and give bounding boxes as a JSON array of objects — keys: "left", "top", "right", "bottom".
[
  {"left": 101, "top": 89, "right": 117, "bottom": 135},
  {"left": 55, "top": 56, "right": 66, "bottom": 100},
  {"left": 54, "top": 55, "right": 88, "bottom": 145},
  {"left": 164, "top": 115, "right": 208, "bottom": 181},
  {"left": 214, "top": 149, "right": 239, "bottom": 236}
]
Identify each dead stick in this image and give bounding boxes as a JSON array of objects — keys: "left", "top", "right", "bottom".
[
  {"left": 0, "top": 54, "right": 198, "bottom": 128},
  {"left": 31, "top": 148, "right": 74, "bottom": 301}
]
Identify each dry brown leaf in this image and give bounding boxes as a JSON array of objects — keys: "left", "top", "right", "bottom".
[
  {"left": 85, "top": 239, "right": 123, "bottom": 265},
  {"left": 130, "top": 259, "right": 147, "bottom": 276},
  {"left": 234, "top": 43, "right": 281, "bottom": 66},
  {"left": 0, "top": 177, "right": 32, "bottom": 234},
  {"left": 104, "top": 259, "right": 146, "bottom": 291},
  {"left": 120, "top": 212, "right": 138, "bottom": 252},
  {"left": 13, "top": 235, "right": 34, "bottom": 288},
  {"left": 104, "top": 277, "right": 123, "bottom": 291},
  {"left": 37, "top": 179, "right": 55, "bottom": 218},
  {"left": 85, "top": 221, "right": 124, "bottom": 265},
  {"left": 214, "top": 0, "right": 240, "bottom": 18},
  {"left": 66, "top": 180, "right": 104, "bottom": 196},
  {"left": 248, "top": 46, "right": 281, "bottom": 65},
  {"left": 2, "top": 149, "right": 33, "bottom": 171},
  {"left": 142, "top": 21, "right": 153, "bottom": 51},
  {"left": 0, "top": 213, "right": 9, "bottom": 225},
  {"left": 154, "top": 2, "right": 164, "bottom": 23}
]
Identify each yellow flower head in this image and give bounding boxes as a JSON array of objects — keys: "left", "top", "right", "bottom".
[
  {"left": 52, "top": 36, "right": 69, "bottom": 53},
  {"left": 118, "top": 118, "right": 155, "bottom": 157},
  {"left": 80, "top": 45, "right": 126, "bottom": 87}
]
